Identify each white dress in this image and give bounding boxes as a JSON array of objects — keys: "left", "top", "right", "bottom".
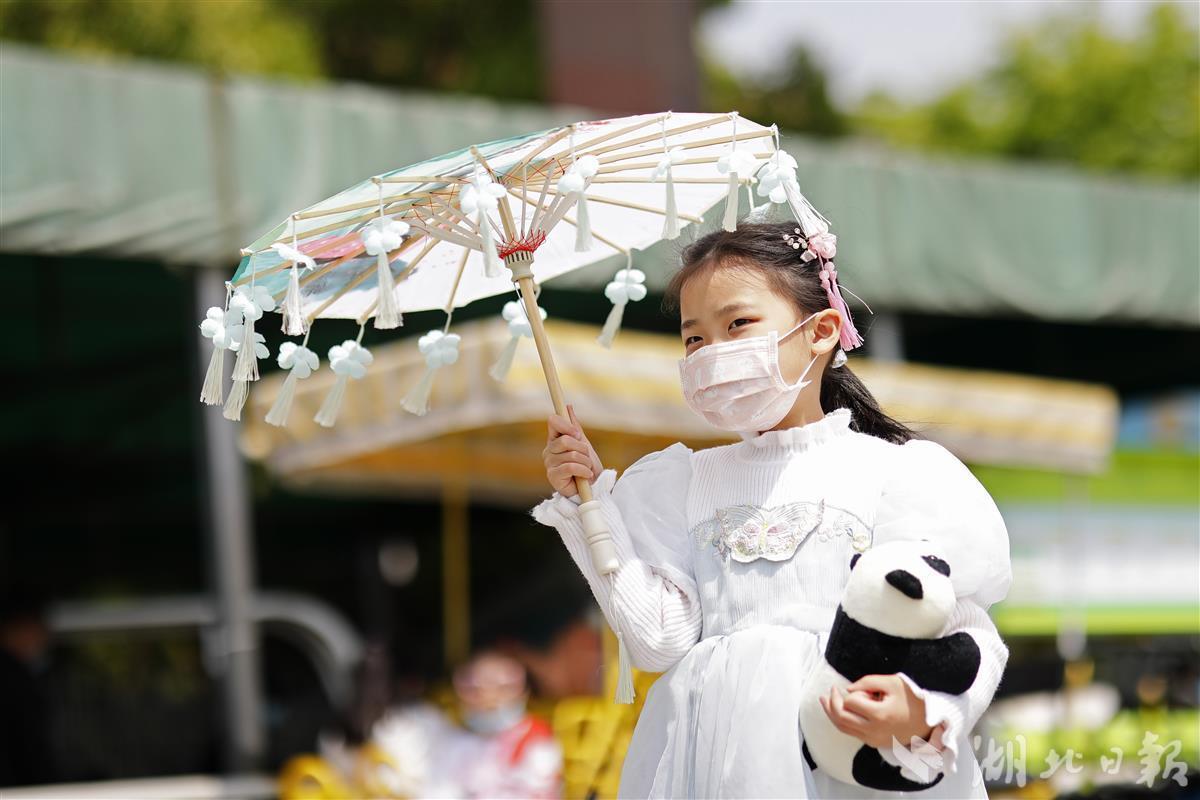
[{"left": 532, "top": 407, "right": 1013, "bottom": 799}]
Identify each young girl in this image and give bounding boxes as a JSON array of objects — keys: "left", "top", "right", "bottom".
[{"left": 532, "top": 221, "right": 1012, "bottom": 798}]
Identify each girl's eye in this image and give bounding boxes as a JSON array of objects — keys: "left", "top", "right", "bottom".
[
  {"left": 729, "top": 318, "right": 753, "bottom": 331},
  {"left": 684, "top": 335, "right": 703, "bottom": 348}
]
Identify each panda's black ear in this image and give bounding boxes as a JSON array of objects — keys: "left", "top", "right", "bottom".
[
  {"left": 923, "top": 555, "right": 951, "bottom": 577},
  {"left": 850, "top": 553, "right": 862, "bottom": 571}
]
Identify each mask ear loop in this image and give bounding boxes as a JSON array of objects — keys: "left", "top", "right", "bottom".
[{"left": 772, "top": 310, "right": 823, "bottom": 390}]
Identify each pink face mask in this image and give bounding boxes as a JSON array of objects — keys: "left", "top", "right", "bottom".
[{"left": 678, "top": 311, "right": 822, "bottom": 433}]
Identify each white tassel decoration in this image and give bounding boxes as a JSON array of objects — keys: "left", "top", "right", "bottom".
[
  {"left": 313, "top": 376, "right": 348, "bottom": 428},
  {"left": 223, "top": 378, "right": 250, "bottom": 421},
  {"left": 361, "top": 191, "right": 411, "bottom": 329},
  {"left": 223, "top": 326, "right": 267, "bottom": 420},
  {"left": 228, "top": 285, "right": 275, "bottom": 383},
  {"left": 231, "top": 315, "right": 259, "bottom": 382},
  {"left": 558, "top": 146, "right": 599, "bottom": 252},
  {"left": 653, "top": 116, "right": 684, "bottom": 240},
  {"left": 199, "top": 304, "right": 237, "bottom": 406},
  {"left": 200, "top": 346, "right": 226, "bottom": 406},
  {"left": 402, "top": 329, "right": 461, "bottom": 416},
  {"left": 272, "top": 233, "right": 315, "bottom": 337},
  {"left": 314, "top": 336, "right": 372, "bottom": 428},
  {"left": 490, "top": 300, "right": 545, "bottom": 382},
  {"left": 281, "top": 266, "right": 305, "bottom": 336},
  {"left": 597, "top": 265, "right": 647, "bottom": 349},
  {"left": 462, "top": 168, "right": 507, "bottom": 278},
  {"left": 722, "top": 171, "right": 740, "bottom": 232},
  {"left": 265, "top": 341, "right": 319, "bottom": 428},
  {"left": 574, "top": 192, "right": 593, "bottom": 251},
  {"left": 265, "top": 371, "right": 300, "bottom": 427},
  {"left": 663, "top": 165, "right": 680, "bottom": 240}
]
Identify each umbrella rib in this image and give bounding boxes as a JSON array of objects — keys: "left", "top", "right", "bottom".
[
  {"left": 425, "top": 194, "right": 480, "bottom": 234},
  {"left": 578, "top": 112, "right": 723, "bottom": 159},
  {"left": 589, "top": 176, "right": 734, "bottom": 185},
  {"left": 305, "top": 237, "right": 432, "bottom": 323},
  {"left": 535, "top": 187, "right": 704, "bottom": 223},
  {"left": 528, "top": 165, "right": 555, "bottom": 233},
  {"left": 292, "top": 190, "right": 449, "bottom": 222},
  {"left": 355, "top": 237, "right": 440, "bottom": 325},
  {"left": 411, "top": 202, "right": 485, "bottom": 246},
  {"left": 409, "top": 217, "right": 479, "bottom": 250},
  {"left": 378, "top": 175, "right": 469, "bottom": 185},
  {"left": 504, "top": 185, "right": 618, "bottom": 248},
  {"left": 235, "top": 234, "right": 362, "bottom": 287},
  {"left": 443, "top": 246, "right": 472, "bottom": 315},
  {"left": 469, "top": 146, "right": 518, "bottom": 240},
  {"left": 512, "top": 126, "right": 572, "bottom": 176},
  {"left": 570, "top": 113, "right": 670, "bottom": 157},
  {"left": 598, "top": 129, "right": 775, "bottom": 167},
  {"left": 596, "top": 152, "right": 774, "bottom": 175}
]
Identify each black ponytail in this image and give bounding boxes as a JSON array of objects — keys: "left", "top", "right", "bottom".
[{"left": 664, "top": 222, "right": 916, "bottom": 445}]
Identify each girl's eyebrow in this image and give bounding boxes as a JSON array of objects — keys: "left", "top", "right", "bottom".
[{"left": 681, "top": 302, "right": 754, "bottom": 332}]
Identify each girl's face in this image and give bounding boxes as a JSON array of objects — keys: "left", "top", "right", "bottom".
[{"left": 679, "top": 262, "right": 831, "bottom": 386}]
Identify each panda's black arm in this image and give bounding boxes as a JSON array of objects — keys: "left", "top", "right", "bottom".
[{"left": 898, "top": 632, "right": 982, "bottom": 695}]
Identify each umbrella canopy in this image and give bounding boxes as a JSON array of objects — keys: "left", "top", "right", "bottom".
[
  {"left": 238, "top": 318, "right": 1120, "bottom": 506},
  {"left": 228, "top": 112, "right": 776, "bottom": 322}
]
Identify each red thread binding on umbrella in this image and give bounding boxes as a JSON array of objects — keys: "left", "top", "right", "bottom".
[{"left": 497, "top": 229, "right": 548, "bottom": 260}]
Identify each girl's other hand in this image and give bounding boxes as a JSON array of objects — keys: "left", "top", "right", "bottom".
[
  {"left": 543, "top": 404, "right": 603, "bottom": 498},
  {"left": 818, "top": 674, "right": 937, "bottom": 751}
]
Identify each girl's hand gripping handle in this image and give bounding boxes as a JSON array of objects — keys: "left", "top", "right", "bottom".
[{"left": 543, "top": 405, "right": 618, "bottom": 573}]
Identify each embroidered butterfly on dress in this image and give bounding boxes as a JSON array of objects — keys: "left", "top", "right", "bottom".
[{"left": 691, "top": 500, "right": 873, "bottom": 564}]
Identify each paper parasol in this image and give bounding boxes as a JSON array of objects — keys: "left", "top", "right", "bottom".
[{"left": 197, "top": 110, "right": 837, "bottom": 702}]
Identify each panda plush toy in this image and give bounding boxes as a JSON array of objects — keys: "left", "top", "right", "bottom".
[{"left": 798, "top": 540, "right": 982, "bottom": 792}]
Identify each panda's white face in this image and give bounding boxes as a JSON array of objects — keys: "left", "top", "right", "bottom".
[{"left": 841, "top": 540, "right": 956, "bottom": 639}]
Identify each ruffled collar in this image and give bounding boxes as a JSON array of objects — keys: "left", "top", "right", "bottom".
[{"left": 736, "top": 407, "right": 854, "bottom": 460}]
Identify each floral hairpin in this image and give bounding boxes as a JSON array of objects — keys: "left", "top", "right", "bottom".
[
  {"left": 781, "top": 225, "right": 863, "bottom": 351},
  {"left": 782, "top": 227, "right": 839, "bottom": 262}
]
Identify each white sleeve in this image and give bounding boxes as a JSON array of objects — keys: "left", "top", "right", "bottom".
[
  {"left": 874, "top": 439, "right": 1013, "bottom": 777},
  {"left": 529, "top": 442, "right": 702, "bottom": 673}
]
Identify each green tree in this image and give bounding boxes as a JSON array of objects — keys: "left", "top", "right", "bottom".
[
  {"left": 853, "top": 3, "right": 1199, "bottom": 180},
  {"left": 703, "top": 45, "right": 847, "bottom": 138},
  {"left": 0, "top": 0, "right": 325, "bottom": 78}
]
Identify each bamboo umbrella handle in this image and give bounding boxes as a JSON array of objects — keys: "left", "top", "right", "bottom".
[{"left": 509, "top": 254, "right": 619, "bottom": 575}]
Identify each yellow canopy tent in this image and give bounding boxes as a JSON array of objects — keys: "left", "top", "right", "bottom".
[{"left": 241, "top": 318, "right": 1118, "bottom": 499}]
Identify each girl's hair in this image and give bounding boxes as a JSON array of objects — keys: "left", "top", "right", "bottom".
[{"left": 664, "top": 221, "right": 917, "bottom": 445}]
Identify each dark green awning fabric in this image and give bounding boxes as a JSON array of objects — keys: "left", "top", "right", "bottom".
[{"left": 2, "top": 43, "right": 1196, "bottom": 326}]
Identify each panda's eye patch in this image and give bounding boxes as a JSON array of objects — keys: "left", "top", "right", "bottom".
[{"left": 922, "top": 555, "right": 950, "bottom": 577}]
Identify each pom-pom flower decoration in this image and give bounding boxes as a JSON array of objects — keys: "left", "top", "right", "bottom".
[
  {"left": 264, "top": 342, "right": 320, "bottom": 428},
  {"left": 491, "top": 301, "right": 547, "bottom": 382},
  {"left": 360, "top": 217, "right": 411, "bottom": 329},
  {"left": 314, "top": 339, "right": 373, "bottom": 428},
  {"left": 597, "top": 267, "right": 647, "bottom": 348},
  {"left": 402, "top": 330, "right": 461, "bottom": 416},
  {"left": 557, "top": 154, "right": 600, "bottom": 252}
]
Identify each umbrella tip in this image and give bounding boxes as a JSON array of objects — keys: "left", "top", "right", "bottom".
[{"left": 239, "top": 248, "right": 254, "bottom": 256}]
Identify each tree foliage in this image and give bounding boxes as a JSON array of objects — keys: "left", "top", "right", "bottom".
[
  {"left": 852, "top": 4, "right": 1199, "bottom": 180},
  {"left": 0, "top": 0, "right": 325, "bottom": 78},
  {"left": 703, "top": 45, "right": 847, "bottom": 138}
]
